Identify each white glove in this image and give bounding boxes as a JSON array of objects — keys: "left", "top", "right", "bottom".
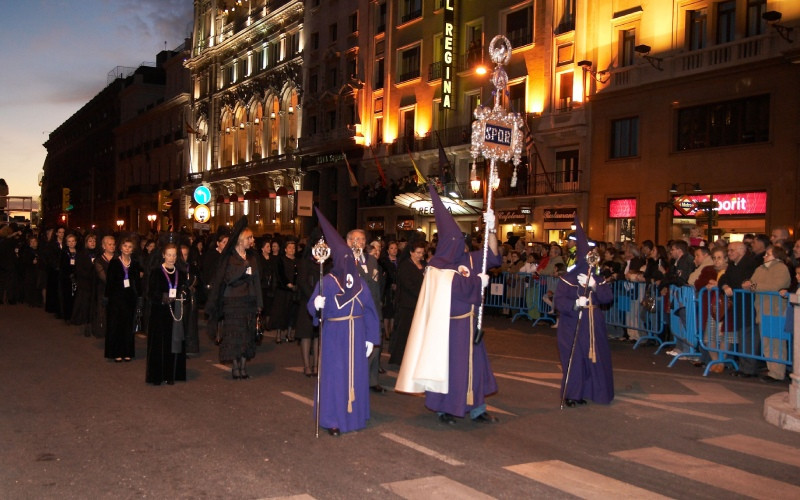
[
  {"left": 314, "top": 296, "right": 326, "bottom": 310},
  {"left": 365, "top": 341, "right": 374, "bottom": 357},
  {"left": 478, "top": 273, "right": 490, "bottom": 289},
  {"left": 483, "top": 209, "right": 496, "bottom": 232},
  {"left": 575, "top": 296, "right": 589, "bottom": 309},
  {"left": 577, "top": 273, "right": 596, "bottom": 289}
]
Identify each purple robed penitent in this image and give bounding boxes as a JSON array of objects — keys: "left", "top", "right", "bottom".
[
  {"left": 424, "top": 248, "right": 501, "bottom": 417},
  {"left": 308, "top": 274, "right": 380, "bottom": 433},
  {"left": 553, "top": 215, "right": 614, "bottom": 404}
]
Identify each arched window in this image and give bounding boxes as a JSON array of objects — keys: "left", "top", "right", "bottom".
[
  {"left": 220, "top": 111, "right": 234, "bottom": 167},
  {"left": 267, "top": 96, "right": 280, "bottom": 156},
  {"left": 283, "top": 88, "right": 299, "bottom": 153},
  {"left": 251, "top": 101, "right": 264, "bottom": 160},
  {"left": 234, "top": 106, "right": 248, "bottom": 164}
]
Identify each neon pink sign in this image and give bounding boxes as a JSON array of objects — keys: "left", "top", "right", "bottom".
[
  {"left": 608, "top": 198, "right": 637, "bottom": 218},
  {"left": 672, "top": 191, "right": 766, "bottom": 216}
]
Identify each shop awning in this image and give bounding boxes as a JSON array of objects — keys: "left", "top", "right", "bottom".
[{"left": 393, "top": 192, "right": 483, "bottom": 216}]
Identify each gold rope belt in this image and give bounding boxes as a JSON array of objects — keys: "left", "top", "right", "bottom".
[
  {"left": 328, "top": 310, "right": 363, "bottom": 412},
  {"left": 586, "top": 302, "right": 597, "bottom": 363},
  {"left": 451, "top": 305, "right": 475, "bottom": 406}
]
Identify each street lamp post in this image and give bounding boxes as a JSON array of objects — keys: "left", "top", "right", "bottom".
[
  {"left": 147, "top": 213, "right": 157, "bottom": 232},
  {"left": 116, "top": 219, "right": 124, "bottom": 232}
]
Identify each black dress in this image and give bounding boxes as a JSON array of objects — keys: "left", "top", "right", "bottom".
[
  {"left": 58, "top": 249, "right": 78, "bottom": 322},
  {"left": 267, "top": 255, "right": 298, "bottom": 330},
  {"left": 214, "top": 252, "right": 262, "bottom": 362},
  {"left": 294, "top": 256, "right": 328, "bottom": 340},
  {"left": 43, "top": 240, "right": 62, "bottom": 315},
  {"left": 70, "top": 249, "right": 96, "bottom": 326},
  {"left": 19, "top": 245, "right": 44, "bottom": 307},
  {"left": 389, "top": 258, "right": 425, "bottom": 365},
  {"left": 379, "top": 255, "right": 399, "bottom": 320},
  {"left": 181, "top": 260, "right": 201, "bottom": 356},
  {"left": 145, "top": 265, "right": 187, "bottom": 384},
  {"left": 92, "top": 255, "right": 112, "bottom": 338},
  {"left": 104, "top": 257, "right": 142, "bottom": 360}
]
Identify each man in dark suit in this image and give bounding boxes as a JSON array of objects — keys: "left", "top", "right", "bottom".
[
  {"left": 347, "top": 229, "right": 386, "bottom": 393},
  {"left": 718, "top": 241, "right": 760, "bottom": 376}
]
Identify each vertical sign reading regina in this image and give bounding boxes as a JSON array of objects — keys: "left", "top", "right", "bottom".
[
  {"left": 441, "top": 0, "right": 455, "bottom": 109},
  {"left": 471, "top": 35, "right": 525, "bottom": 335}
]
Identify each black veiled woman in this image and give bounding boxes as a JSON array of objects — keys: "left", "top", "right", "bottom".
[
  {"left": 256, "top": 236, "right": 276, "bottom": 329},
  {"left": 268, "top": 239, "right": 299, "bottom": 343},
  {"left": 20, "top": 234, "right": 45, "bottom": 307},
  {"left": 71, "top": 234, "right": 97, "bottom": 329},
  {"left": 179, "top": 243, "right": 201, "bottom": 356},
  {"left": 104, "top": 236, "right": 142, "bottom": 362},
  {"left": 145, "top": 244, "right": 187, "bottom": 385},
  {"left": 44, "top": 226, "right": 65, "bottom": 316},
  {"left": 92, "top": 235, "right": 116, "bottom": 338},
  {"left": 389, "top": 240, "right": 427, "bottom": 365},
  {"left": 295, "top": 230, "right": 328, "bottom": 376},
  {"left": 207, "top": 220, "right": 262, "bottom": 379},
  {"left": 58, "top": 232, "right": 79, "bottom": 322},
  {"left": 379, "top": 241, "right": 400, "bottom": 342}
]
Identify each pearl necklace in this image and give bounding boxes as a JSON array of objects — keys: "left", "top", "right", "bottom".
[{"left": 162, "top": 264, "right": 176, "bottom": 274}]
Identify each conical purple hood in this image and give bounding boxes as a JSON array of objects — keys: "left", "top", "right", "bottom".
[
  {"left": 314, "top": 207, "right": 360, "bottom": 302},
  {"left": 427, "top": 184, "right": 466, "bottom": 270},
  {"left": 566, "top": 214, "right": 591, "bottom": 275}
]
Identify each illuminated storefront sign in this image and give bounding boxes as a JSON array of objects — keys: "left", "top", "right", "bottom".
[
  {"left": 543, "top": 208, "right": 577, "bottom": 223},
  {"left": 442, "top": 0, "right": 455, "bottom": 109},
  {"left": 496, "top": 209, "right": 526, "bottom": 224},
  {"left": 671, "top": 191, "right": 766, "bottom": 216},
  {"left": 608, "top": 198, "right": 637, "bottom": 219}
]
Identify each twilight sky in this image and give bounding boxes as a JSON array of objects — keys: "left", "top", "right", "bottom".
[{"left": 0, "top": 0, "right": 193, "bottom": 198}]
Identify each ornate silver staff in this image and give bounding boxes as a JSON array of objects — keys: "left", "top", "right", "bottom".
[
  {"left": 311, "top": 238, "right": 331, "bottom": 438},
  {"left": 560, "top": 251, "right": 601, "bottom": 410},
  {"left": 471, "top": 35, "right": 525, "bottom": 340}
]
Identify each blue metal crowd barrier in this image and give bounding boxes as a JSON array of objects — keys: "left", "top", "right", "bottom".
[
  {"left": 603, "top": 280, "right": 665, "bottom": 349},
  {"left": 484, "top": 272, "right": 559, "bottom": 326}
]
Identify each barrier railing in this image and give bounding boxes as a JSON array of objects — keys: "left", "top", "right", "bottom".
[
  {"left": 483, "top": 274, "right": 793, "bottom": 377},
  {"left": 603, "top": 280, "right": 665, "bottom": 349},
  {"left": 484, "top": 272, "right": 559, "bottom": 326}
]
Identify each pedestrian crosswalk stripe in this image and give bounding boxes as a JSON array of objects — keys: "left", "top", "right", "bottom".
[
  {"left": 611, "top": 447, "right": 800, "bottom": 497},
  {"left": 261, "top": 495, "right": 316, "bottom": 500},
  {"left": 615, "top": 395, "right": 730, "bottom": 421},
  {"left": 382, "top": 475, "right": 493, "bottom": 499},
  {"left": 505, "top": 460, "right": 670, "bottom": 499},
  {"left": 486, "top": 404, "right": 516, "bottom": 416},
  {"left": 381, "top": 433, "right": 464, "bottom": 466},
  {"left": 701, "top": 434, "right": 800, "bottom": 468},
  {"left": 282, "top": 391, "right": 313, "bottom": 407}
]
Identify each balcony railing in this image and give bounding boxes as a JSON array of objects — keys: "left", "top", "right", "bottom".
[
  {"left": 400, "top": 9, "right": 422, "bottom": 24},
  {"left": 187, "top": 153, "right": 298, "bottom": 184},
  {"left": 397, "top": 68, "right": 420, "bottom": 83}
]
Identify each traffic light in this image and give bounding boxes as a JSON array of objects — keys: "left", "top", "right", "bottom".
[
  {"left": 62, "top": 188, "right": 72, "bottom": 211},
  {"left": 158, "top": 190, "right": 172, "bottom": 215}
]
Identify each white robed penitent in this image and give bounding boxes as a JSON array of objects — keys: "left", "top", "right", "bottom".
[{"left": 394, "top": 267, "right": 457, "bottom": 394}]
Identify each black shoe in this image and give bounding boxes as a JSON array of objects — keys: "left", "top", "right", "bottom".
[
  {"left": 231, "top": 369, "right": 240, "bottom": 380},
  {"left": 275, "top": 338, "right": 282, "bottom": 344},
  {"left": 471, "top": 412, "right": 499, "bottom": 424},
  {"left": 370, "top": 385, "right": 386, "bottom": 394},
  {"left": 378, "top": 367, "right": 386, "bottom": 374},
  {"left": 438, "top": 413, "right": 457, "bottom": 425},
  {"left": 327, "top": 427, "right": 340, "bottom": 436},
  {"left": 731, "top": 370, "right": 756, "bottom": 378},
  {"left": 166, "top": 380, "right": 175, "bottom": 385},
  {"left": 564, "top": 399, "right": 587, "bottom": 407},
  {"left": 759, "top": 374, "right": 785, "bottom": 383},
  {"left": 240, "top": 371, "right": 250, "bottom": 380}
]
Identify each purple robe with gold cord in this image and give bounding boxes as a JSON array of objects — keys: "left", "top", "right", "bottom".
[
  {"left": 554, "top": 273, "right": 615, "bottom": 404},
  {"left": 422, "top": 249, "right": 501, "bottom": 417},
  {"left": 308, "top": 273, "right": 380, "bottom": 433}
]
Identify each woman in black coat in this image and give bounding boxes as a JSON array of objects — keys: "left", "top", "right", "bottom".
[
  {"left": 104, "top": 236, "right": 142, "bottom": 362},
  {"left": 145, "top": 243, "right": 187, "bottom": 385},
  {"left": 268, "top": 239, "right": 299, "bottom": 343},
  {"left": 58, "top": 232, "right": 79, "bottom": 322},
  {"left": 388, "top": 240, "right": 427, "bottom": 365},
  {"left": 44, "top": 226, "right": 65, "bottom": 315},
  {"left": 70, "top": 234, "right": 97, "bottom": 329},
  {"left": 20, "top": 234, "right": 45, "bottom": 307}
]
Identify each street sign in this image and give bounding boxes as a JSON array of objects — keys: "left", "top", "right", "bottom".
[
  {"left": 194, "top": 204, "right": 210, "bottom": 223},
  {"left": 673, "top": 195, "right": 696, "bottom": 217},
  {"left": 193, "top": 185, "right": 211, "bottom": 205}
]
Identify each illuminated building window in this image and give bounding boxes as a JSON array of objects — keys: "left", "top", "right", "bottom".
[
  {"left": 400, "top": 107, "right": 416, "bottom": 151},
  {"left": 375, "top": 116, "right": 383, "bottom": 144},
  {"left": 687, "top": 8, "right": 708, "bottom": 51},
  {"left": 746, "top": 0, "right": 767, "bottom": 37},
  {"left": 349, "top": 12, "right": 358, "bottom": 34},
  {"left": 557, "top": 71, "right": 573, "bottom": 111},
  {"left": 464, "top": 92, "right": 480, "bottom": 124},
  {"left": 620, "top": 29, "right": 636, "bottom": 67},
  {"left": 508, "top": 80, "right": 526, "bottom": 114},
  {"left": 399, "top": 0, "right": 422, "bottom": 25},
  {"left": 376, "top": 2, "right": 386, "bottom": 34},
  {"left": 717, "top": 1, "right": 736, "bottom": 44},
  {"left": 555, "top": 150, "right": 579, "bottom": 186},
  {"left": 555, "top": 0, "right": 575, "bottom": 35},
  {"left": 505, "top": 4, "right": 533, "bottom": 47},
  {"left": 676, "top": 95, "right": 770, "bottom": 151},
  {"left": 374, "top": 58, "right": 384, "bottom": 90},
  {"left": 610, "top": 117, "right": 639, "bottom": 159},
  {"left": 397, "top": 44, "right": 421, "bottom": 83},
  {"left": 329, "top": 22, "right": 338, "bottom": 43}
]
